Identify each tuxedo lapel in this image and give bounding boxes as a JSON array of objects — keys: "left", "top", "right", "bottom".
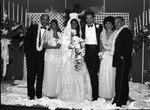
[
  {"left": 94, "top": 24, "right": 99, "bottom": 43},
  {"left": 81, "top": 25, "right": 85, "bottom": 39},
  {"left": 95, "top": 24, "right": 102, "bottom": 48}
]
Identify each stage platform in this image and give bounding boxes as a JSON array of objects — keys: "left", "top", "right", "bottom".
[
  {"left": 1, "top": 80, "right": 150, "bottom": 109},
  {"left": 1, "top": 105, "right": 70, "bottom": 110}
]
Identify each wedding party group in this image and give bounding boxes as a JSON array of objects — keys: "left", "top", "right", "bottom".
[{"left": 24, "top": 11, "right": 133, "bottom": 107}]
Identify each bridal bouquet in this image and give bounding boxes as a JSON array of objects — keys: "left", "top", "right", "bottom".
[{"left": 69, "top": 29, "right": 85, "bottom": 72}]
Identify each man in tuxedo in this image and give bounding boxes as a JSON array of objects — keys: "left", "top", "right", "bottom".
[
  {"left": 112, "top": 17, "right": 133, "bottom": 107},
  {"left": 81, "top": 11, "right": 103, "bottom": 101},
  {"left": 25, "top": 14, "right": 50, "bottom": 100}
]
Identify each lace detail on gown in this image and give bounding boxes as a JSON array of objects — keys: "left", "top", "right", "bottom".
[
  {"left": 56, "top": 13, "right": 92, "bottom": 102},
  {"left": 56, "top": 43, "right": 92, "bottom": 102}
]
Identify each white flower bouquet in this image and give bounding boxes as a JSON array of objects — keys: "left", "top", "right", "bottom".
[{"left": 69, "top": 30, "right": 85, "bottom": 72}]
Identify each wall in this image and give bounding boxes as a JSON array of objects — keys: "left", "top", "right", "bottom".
[{"left": 2, "top": 0, "right": 150, "bottom": 22}]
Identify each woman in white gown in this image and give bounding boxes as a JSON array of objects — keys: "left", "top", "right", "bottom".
[
  {"left": 43, "top": 19, "right": 62, "bottom": 98},
  {"left": 56, "top": 13, "right": 92, "bottom": 102},
  {"left": 98, "top": 16, "right": 116, "bottom": 100}
]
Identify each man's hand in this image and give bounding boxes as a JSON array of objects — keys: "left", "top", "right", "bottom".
[{"left": 98, "top": 52, "right": 104, "bottom": 59}]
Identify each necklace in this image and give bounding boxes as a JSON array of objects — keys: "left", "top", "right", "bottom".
[{"left": 36, "top": 23, "right": 48, "bottom": 51}]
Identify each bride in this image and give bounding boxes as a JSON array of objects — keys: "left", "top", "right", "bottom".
[{"left": 56, "top": 13, "right": 92, "bottom": 102}]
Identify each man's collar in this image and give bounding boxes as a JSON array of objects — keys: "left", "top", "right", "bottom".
[
  {"left": 41, "top": 26, "right": 46, "bottom": 29},
  {"left": 87, "top": 23, "right": 94, "bottom": 28}
]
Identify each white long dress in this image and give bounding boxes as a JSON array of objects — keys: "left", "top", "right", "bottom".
[
  {"left": 43, "top": 30, "right": 62, "bottom": 97},
  {"left": 56, "top": 34, "right": 92, "bottom": 102},
  {"left": 98, "top": 29, "right": 116, "bottom": 99}
]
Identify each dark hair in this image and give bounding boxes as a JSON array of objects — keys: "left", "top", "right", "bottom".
[
  {"left": 115, "top": 16, "right": 125, "bottom": 22},
  {"left": 50, "top": 19, "right": 61, "bottom": 32},
  {"left": 85, "top": 11, "right": 95, "bottom": 18},
  {"left": 70, "top": 19, "right": 80, "bottom": 37},
  {"left": 103, "top": 16, "right": 115, "bottom": 30},
  {"left": 40, "top": 14, "right": 49, "bottom": 20}
]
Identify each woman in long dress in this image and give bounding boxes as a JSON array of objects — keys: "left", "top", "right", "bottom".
[
  {"left": 43, "top": 19, "right": 62, "bottom": 98},
  {"left": 56, "top": 13, "right": 92, "bottom": 102},
  {"left": 98, "top": 16, "right": 116, "bottom": 100}
]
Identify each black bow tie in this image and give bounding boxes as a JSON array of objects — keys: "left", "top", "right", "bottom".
[
  {"left": 41, "top": 27, "right": 46, "bottom": 29},
  {"left": 87, "top": 24, "right": 93, "bottom": 28}
]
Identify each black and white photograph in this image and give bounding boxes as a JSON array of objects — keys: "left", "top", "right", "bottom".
[{"left": 1, "top": 0, "right": 150, "bottom": 109}]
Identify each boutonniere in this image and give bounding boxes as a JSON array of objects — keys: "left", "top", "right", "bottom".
[{"left": 96, "top": 24, "right": 99, "bottom": 28}]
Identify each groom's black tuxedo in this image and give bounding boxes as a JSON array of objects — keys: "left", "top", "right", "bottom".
[
  {"left": 112, "top": 27, "right": 133, "bottom": 106},
  {"left": 24, "top": 24, "right": 45, "bottom": 99},
  {"left": 81, "top": 23, "right": 103, "bottom": 100}
]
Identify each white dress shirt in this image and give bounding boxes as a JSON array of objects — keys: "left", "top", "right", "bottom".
[
  {"left": 40, "top": 28, "right": 46, "bottom": 38},
  {"left": 85, "top": 24, "right": 97, "bottom": 45}
]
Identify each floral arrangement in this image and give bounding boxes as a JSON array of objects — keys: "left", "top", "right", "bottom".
[
  {"left": 1, "top": 11, "right": 26, "bottom": 77},
  {"left": 69, "top": 29, "right": 85, "bottom": 72},
  {"left": 133, "top": 25, "right": 150, "bottom": 52},
  {"left": 1, "top": 11, "right": 26, "bottom": 40}
]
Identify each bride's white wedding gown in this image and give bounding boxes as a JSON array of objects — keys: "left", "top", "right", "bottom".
[
  {"left": 56, "top": 37, "right": 92, "bottom": 102},
  {"left": 98, "top": 30, "right": 116, "bottom": 99}
]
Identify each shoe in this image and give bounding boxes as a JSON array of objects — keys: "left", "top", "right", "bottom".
[
  {"left": 116, "top": 102, "right": 127, "bottom": 107},
  {"left": 48, "top": 96, "right": 56, "bottom": 99},
  {"left": 92, "top": 99, "right": 97, "bottom": 101},
  {"left": 30, "top": 97, "right": 35, "bottom": 100},
  {"left": 92, "top": 97, "right": 98, "bottom": 101}
]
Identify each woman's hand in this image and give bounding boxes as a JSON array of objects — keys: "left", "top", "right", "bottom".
[{"left": 98, "top": 52, "right": 104, "bottom": 59}]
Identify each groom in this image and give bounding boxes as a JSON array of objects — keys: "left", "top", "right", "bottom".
[
  {"left": 25, "top": 14, "right": 50, "bottom": 100},
  {"left": 81, "top": 11, "right": 103, "bottom": 101}
]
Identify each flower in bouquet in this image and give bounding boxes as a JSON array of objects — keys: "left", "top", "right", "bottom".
[
  {"left": 71, "top": 29, "right": 77, "bottom": 36},
  {"left": 69, "top": 29, "right": 85, "bottom": 72}
]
